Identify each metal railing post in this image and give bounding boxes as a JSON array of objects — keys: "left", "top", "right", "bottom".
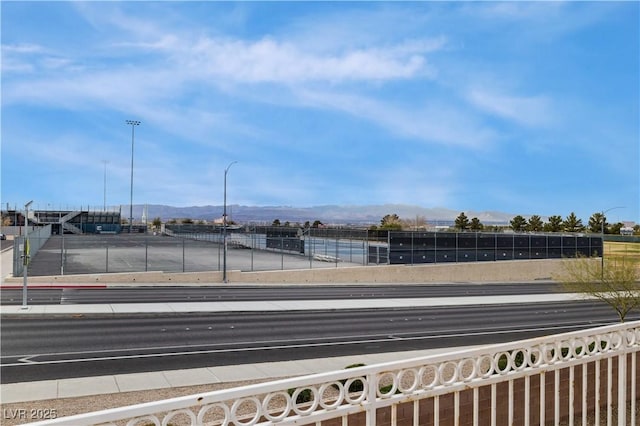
[
  {"left": 366, "top": 371, "right": 377, "bottom": 426},
  {"left": 618, "top": 353, "right": 627, "bottom": 426}
]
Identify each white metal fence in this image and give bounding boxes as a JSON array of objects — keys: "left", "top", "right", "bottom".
[{"left": 27, "top": 321, "right": 640, "bottom": 426}]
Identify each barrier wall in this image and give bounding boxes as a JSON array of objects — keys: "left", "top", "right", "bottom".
[{"left": 4, "top": 258, "right": 581, "bottom": 285}]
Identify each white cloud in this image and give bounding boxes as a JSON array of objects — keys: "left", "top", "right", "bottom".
[
  {"left": 462, "top": 1, "right": 622, "bottom": 46},
  {"left": 1, "top": 43, "right": 44, "bottom": 73},
  {"left": 135, "top": 34, "right": 441, "bottom": 84},
  {"left": 2, "top": 22, "right": 447, "bottom": 152},
  {"left": 297, "top": 89, "right": 497, "bottom": 149},
  {"left": 368, "top": 165, "right": 457, "bottom": 207},
  {"left": 466, "top": 88, "right": 554, "bottom": 127},
  {"left": 1, "top": 58, "right": 34, "bottom": 73},
  {"left": 471, "top": 2, "right": 565, "bottom": 21},
  {"left": 2, "top": 43, "right": 44, "bottom": 53}
]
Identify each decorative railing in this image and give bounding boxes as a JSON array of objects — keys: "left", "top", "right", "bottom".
[{"left": 28, "top": 320, "right": 640, "bottom": 425}]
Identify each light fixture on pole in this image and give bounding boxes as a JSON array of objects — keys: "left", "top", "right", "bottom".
[
  {"left": 21, "top": 200, "right": 33, "bottom": 309},
  {"left": 223, "top": 161, "right": 237, "bottom": 283},
  {"left": 126, "top": 120, "right": 140, "bottom": 234},
  {"left": 600, "top": 206, "right": 625, "bottom": 279}
]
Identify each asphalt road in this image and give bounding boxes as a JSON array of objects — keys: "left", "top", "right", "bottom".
[
  {"left": 0, "top": 239, "right": 12, "bottom": 251},
  {"left": 1, "top": 300, "right": 632, "bottom": 383},
  {"left": 0, "top": 283, "right": 566, "bottom": 305}
]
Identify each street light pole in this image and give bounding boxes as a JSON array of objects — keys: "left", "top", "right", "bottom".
[
  {"left": 126, "top": 120, "right": 140, "bottom": 234},
  {"left": 21, "top": 200, "right": 33, "bottom": 309},
  {"left": 223, "top": 161, "right": 237, "bottom": 283},
  {"left": 601, "top": 206, "right": 625, "bottom": 279}
]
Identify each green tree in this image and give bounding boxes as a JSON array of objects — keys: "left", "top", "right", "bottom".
[
  {"left": 272, "top": 219, "right": 281, "bottom": 227},
  {"left": 544, "top": 215, "right": 563, "bottom": 232},
  {"left": 588, "top": 212, "right": 606, "bottom": 234},
  {"left": 405, "top": 215, "right": 427, "bottom": 230},
  {"left": 527, "top": 215, "right": 544, "bottom": 232},
  {"left": 510, "top": 215, "right": 527, "bottom": 232},
  {"left": 558, "top": 255, "right": 640, "bottom": 322},
  {"left": 563, "top": 212, "right": 585, "bottom": 232},
  {"left": 380, "top": 214, "right": 402, "bottom": 230},
  {"left": 152, "top": 217, "right": 162, "bottom": 229},
  {"left": 312, "top": 220, "right": 323, "bottom": 228},
  {"left": 454, "top": 212, "right": 469, "bottom": 231},
  {"left": 609, "top": 222, "right": 624, "bottom": 235},
  {"left": 469, "top": 217, "right": 484, "bottom": 232},
  {"left": 181, "top": 218, "right": 193, "bottom": 224}
]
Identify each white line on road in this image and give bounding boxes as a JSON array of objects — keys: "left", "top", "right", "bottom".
[
  {"left": 1, "top": 321, "right": 608, "bottom": 367},
  {"left": 17, "top": 356, "right": 36, "bottom": 364}
]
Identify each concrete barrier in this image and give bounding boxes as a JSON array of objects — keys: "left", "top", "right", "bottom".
[{"left": 2, "top": 258, "right": 579, "bottom": 285}]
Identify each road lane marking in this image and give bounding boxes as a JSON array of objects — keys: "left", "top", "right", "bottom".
[
  {"left": 0, "top": 321, "right": 609, "bottom": 367},
  {"left": 0, "top": 318, "right": 610, "bottom": 359}
]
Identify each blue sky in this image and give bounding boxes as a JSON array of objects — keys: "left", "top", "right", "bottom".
[{"left": 1, "top": 1, "right": 638, "bottom": 223}]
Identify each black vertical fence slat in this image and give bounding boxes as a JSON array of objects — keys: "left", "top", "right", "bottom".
[{"left": 379, "top": 232, "right": 603, "bottom": 266}]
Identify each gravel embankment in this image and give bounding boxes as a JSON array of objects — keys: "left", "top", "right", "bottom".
[{"left": 1, "top": 379, "right": 278, "bottom": 426}]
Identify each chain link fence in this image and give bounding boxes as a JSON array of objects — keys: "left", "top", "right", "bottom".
[
  {"left": 17, "top": 226, "right": 609, "bottom": 277},
  {"left": 23, "top": 229, "right": 370, "bottom": 277},
  {"left": 13, "top": 225, "right": 52, "bottom": 277}
]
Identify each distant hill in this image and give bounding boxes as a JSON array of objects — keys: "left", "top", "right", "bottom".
[{"left": 132, "top": 204, "right": 515, "bottom": 226}]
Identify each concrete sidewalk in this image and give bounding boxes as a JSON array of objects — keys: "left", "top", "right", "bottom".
[
  {"left": 1, "top": 346, "right": 478, "bottom": 404},
  {"left": 0, "top": 292, "right": 581, "bottom": 315}
]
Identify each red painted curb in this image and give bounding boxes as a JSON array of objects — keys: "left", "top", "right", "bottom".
[{"left": 0, "top": 285, "right": 108, "bottom": 289}]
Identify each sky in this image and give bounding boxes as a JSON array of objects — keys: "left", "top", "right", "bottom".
[{"left": 1, "top": 1, "right": 638, "bottom": 223}]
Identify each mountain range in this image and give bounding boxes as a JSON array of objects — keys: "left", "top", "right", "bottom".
[{"left": 132, "top": 204, "right": 515, "bottom": 226}]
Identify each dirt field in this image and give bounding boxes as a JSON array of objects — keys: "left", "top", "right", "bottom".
[{"left": 605, "top": 241, "right": 640, "bottom": 259}]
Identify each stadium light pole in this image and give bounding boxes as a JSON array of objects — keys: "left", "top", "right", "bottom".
[
  {"left": 22, "top": 200, "right": 33, "bottom": 309},
  {"left": 102, "top": 160, "right": 109, "bottom": 211},
  {"left": 601, "top": 206, "right": 625, "bottom": 279},
  {"left": 126, "top": 120, "right": 140, "bottom": 233},
  {"left": 223, "top": 161, "right": 237, "bottom": 283}
]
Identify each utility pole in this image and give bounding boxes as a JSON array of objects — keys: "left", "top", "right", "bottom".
[
  {"left": 223, "top": 161, "right": 237, "bottom": 283},
  {"left": 126, "top": 120, "right": 140, "bottom": 234},
  {"left": 21, "top": 200, "right": 33, "bottom": 309}
]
